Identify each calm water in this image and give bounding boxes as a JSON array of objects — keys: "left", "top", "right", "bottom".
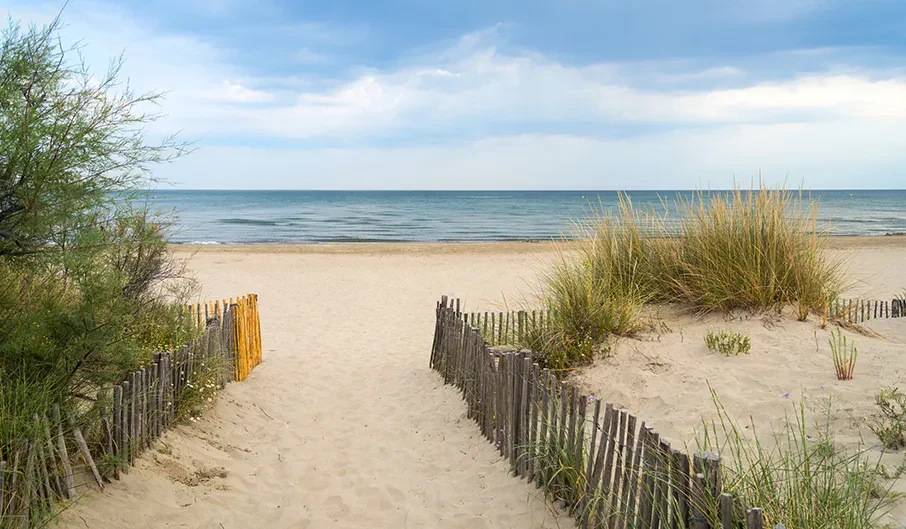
[{"left": 139, "top": 190, "right": 906, "bottom": 244}]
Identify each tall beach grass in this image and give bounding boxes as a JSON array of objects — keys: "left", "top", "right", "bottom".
[
  {"left": 534, "top": 184, "right": 847, "bottom": 368},
  {"left": 699, "top": 391, "right": 893, "bottom": 528}
]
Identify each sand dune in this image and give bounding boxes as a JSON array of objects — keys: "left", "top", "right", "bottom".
[{"left": 57, "top": 238, "right": 906, "bottom": 528}]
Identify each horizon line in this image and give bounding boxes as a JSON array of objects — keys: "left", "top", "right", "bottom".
[{"left": 145, "top": 188, "right": 906, "bottom": 192}]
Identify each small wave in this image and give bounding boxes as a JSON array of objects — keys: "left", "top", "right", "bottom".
[
  {"left": 219, "top": 218, "right": 279, "bottom": 226},
  {"left": 188, "top": 241, "right": 222, "bottom": 245}
]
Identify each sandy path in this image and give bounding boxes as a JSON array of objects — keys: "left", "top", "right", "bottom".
[{"left": 58, "top": 247, "right": 569, "bottom": 529}]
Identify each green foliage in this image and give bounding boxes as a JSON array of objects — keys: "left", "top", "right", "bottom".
[
  {"left": 699, "top": 390, "right": 893, "bottom": 528},
  {"left": 703, "top": 329, "right": 751, "bottom": 356},
  {"left": 174, "top": 354, "right": 223, "bottom": 422},
  {"left": 0, "top": 18, "right": 186, "bottom": 259},
  {"left": 0, "top": 16, "right": 193, "bottom": 452},
  {"left": 830, "top": 328, "right": 857, "bottom": 380},
  {"left": 869, "top": 388, "right": 906, "bottom": 450}
]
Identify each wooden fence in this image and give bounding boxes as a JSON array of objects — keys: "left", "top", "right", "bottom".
[
  {"left": 0, "top": 294, "right": 263, "bottom": 528},
  {"left": 188, "top": 294, "right": 263, "bottom": 382},
  {"left": 468, "top": 296, "right": 904, "bottom": 346},
  {"left": 833, "top": 297, "right": 905, "bottom": 323},
  {"left": 431, "top": 296, "right": 782, "bottom": 529}
]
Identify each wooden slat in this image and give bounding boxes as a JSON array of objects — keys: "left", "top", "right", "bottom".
[
  {"left": 573, "top": 393, "right": 586, "bottom": 500},
  {"left": 671, "top": 449, "right": 691, "bottom": 529},
  {"left": 40, "top": 415, "right": 63, "bottom": 494},
  {"left": 639, "top": 426, "right": 656, "bottom": 529},
  {"left": 51, "top": 405, "right": 76, "bottom": 499},
  {"left": 600, "top": 406, "right": 619, "bottom": 503},
  {"left": 497, "top": 354, "right": 507, "bottom": 456},
  {"left": 616, "top": 414, "right": 638, "bottom": 529},
  {"left": 719, "top": 493, "right": 733, "bottom": 529},
  {"left": 691, "top": 473, "right": 709, "bottom": 529},
  {"left": 580, "top": 399, "right": 603, "bottom": 529},
  {"left": 559, "top": 382, "right": 569, "bottom": 451},
  {"left": 588, "top": 404, "right": 614, "bottom": 528},
  {"left": 538, "top": 369, "right": 552, "bottom": 488},
  {"left": 610, "top": 411, "right": 628, "bottom": 528},
  {"left": 704, "top": 452, "right": 722, "bottom": 500},
  {"left": 627, "top": 423, "right": 648, "bottom": 529},
  {"left": 654, "top": 439, "right": 670, "bottom": 529},
  {"left": 507, "top": 354, "right": 516, "bottom": 465},
  {"left": 23, "top": 440, "right": 36, "bottom": 523},
  {"left": 528, "top": 362, "right": 540, "bottom": 481},
  {"left": 69, "top": 412, "right": 104, "bottom": 490},
  {"left": 746, "top": 508, "right": 764, "bottom": 529},
  {"left": 32, "top": 421, "right": 54, "bottom": 501},
  {"left": 567, "top": 386, "right": 578, "bottom": 473}
]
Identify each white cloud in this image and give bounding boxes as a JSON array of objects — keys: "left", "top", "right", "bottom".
[
  {"left": 194, "top": 81, "right": 275, "bottom": 103},
  {"left": 156, "top": 117, "right": 906, "bottom": 190},
  {"left": 6, "top": 2, "right": 906, "bottom": 189}
]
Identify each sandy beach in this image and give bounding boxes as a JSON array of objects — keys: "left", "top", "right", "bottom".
[{"left": 57, "top": 236, "right": 906, "bottom": 528}]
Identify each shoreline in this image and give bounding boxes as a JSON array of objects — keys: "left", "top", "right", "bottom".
[{"left": 172, "top": 234, "right": 906, "bottom": 254}]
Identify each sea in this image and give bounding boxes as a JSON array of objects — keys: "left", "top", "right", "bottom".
[{"left": 138, "top": 190, "right": 906, "bottom": 244}]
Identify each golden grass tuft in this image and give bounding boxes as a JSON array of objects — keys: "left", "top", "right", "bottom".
[{"left": 537, "top": 184, "right": 848, "bottom": 368}]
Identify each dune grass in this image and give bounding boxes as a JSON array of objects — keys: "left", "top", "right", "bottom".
[
  {"left": 699, "top": 391, "right": 893, "bottom": 528},
  {"left": 533, "top": 184, "right": 846, "bottom": 369}
]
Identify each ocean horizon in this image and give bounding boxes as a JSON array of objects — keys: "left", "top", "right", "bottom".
[{"left": 140, "top": 189, "right": 906, "bottom": 244}]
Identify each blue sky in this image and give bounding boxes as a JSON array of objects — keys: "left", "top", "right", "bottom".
[{"left": 7, "top": 0, "right": 906, "bottom": 189}]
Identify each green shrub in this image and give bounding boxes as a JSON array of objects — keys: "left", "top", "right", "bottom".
[
  {"left": 699, "top": 390, "right": 893, "bottom": 528},
  {"left": 830, "top": 328, "right": 857, "bottom": 380},
  {"left": 704, "top": 329, "right": 751, "bottom": 355},
  {"left": 869, "top": 388, "right": 906, "bottom": 449},
  {"left": 0, "top": 17, "right": 192, "bottom": 451}
]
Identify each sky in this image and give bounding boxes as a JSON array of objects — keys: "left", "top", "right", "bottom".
[{"left": 6, "top": 0, "right": 906, "bottom": 189}]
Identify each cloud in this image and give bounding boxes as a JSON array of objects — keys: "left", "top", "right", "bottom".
[
  {"left": 156, "top": 117, "right": 906, "bottom": 190},
  {"left": 6, "top": 1, "right": 906, "bottom": 189},
  {"left": 175, "top": 40, "right": 906, "bottom": 140}
]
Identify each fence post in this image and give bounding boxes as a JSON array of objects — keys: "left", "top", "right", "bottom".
[
  {"left": 51, "top": 405, "right": 76, "bottom": 499},
  {"left": 69, "top": 412, "right": 103, "bottom": 490},
  {"left": 746, "top": 508, "right": 763, "bottom": 529},
  {"left": 719, "top": 493, "right": 733, "bottom": 529},
  {"left": 690, "top": 473, "right": 709, "bottom": 529}
]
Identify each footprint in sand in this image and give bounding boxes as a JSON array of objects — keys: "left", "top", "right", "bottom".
[{"left": 323, "top": 495, "right": 350, "bottom": 519}]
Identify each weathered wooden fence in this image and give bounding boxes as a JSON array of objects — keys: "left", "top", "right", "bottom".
[
  {"left": 0, "top": 294, "right": 263, "bottom": 528},
  {"left": 833, "top": 297, "right": 905, "bottom": 323},
  {"left": 468, "top": 297, "right": 904, "bottom": 346},
  {"left": 431, "top": 296, "right": 781, "bottom": 529}
]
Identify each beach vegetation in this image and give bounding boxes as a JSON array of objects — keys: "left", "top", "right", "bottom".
[
  {"left": 174, "top": 355, "right": 223, "bottom": 422},
  {"left": 699, "top": 391, "right": 893, "bottom": 528},
  {"left": 703, "top": 328, "right": 751, "bottom": 356},
  {"left": 532, "top": 248, "right": 645, "bottom": 369},
  {"left": 536, "top": 184, "right": 846, "bottom": 368},
  {"left": 830, "top": 328, "right": 858, "bottom": 380},
  {"left": 0, "top": 15, "right": 192, "bottom": 459},
  {"left": 869, "top": 388, "right": 906, "bottom": 450}
]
